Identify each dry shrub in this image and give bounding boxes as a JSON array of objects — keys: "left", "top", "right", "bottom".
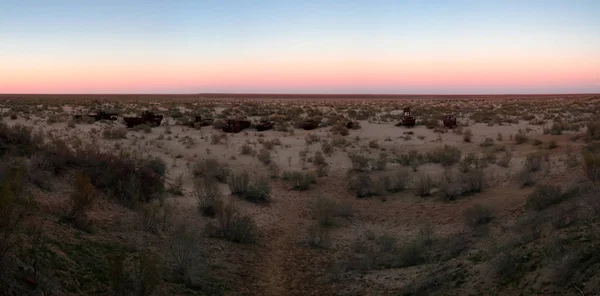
[
  {"left": 257, "top": 149, "right": 271, "bottom": 165},
  {"left": 282, "top": 171, "right": 317, "bottom": 191},
  {"left": 103, "top": 127, "right": 128, "bottom": 139},
  {"left": 212, "top": 119, "right": 225, "bottom": 130},
  {"left": 413, "top": 173, "right": 434, "bottom": 197},
  {"left": 133, "top": 124, "right": 152, "bottom": 134},
  {"left": 316, "top": 164, "right": 330, "bottom": 177},
  {"left": 0, "top": 166, "right": 31, "bottom": 264},
  {"left": 426, "top": 145, "right": 461, "bottom": 166},
  {"left": 347, "top": 173, "right": 378, "bottom": 198},
  {"left": 526, "top": 185, "right": 564, "bottom": 211},
  {"left": 321, "top": 140, "right": 334, "bottom": 155},
  {"left": 378, "top": 169, "right": 409, "bottom": 193},
  {"left": 210, "top": 133, "right": 226, "bottom": 145},
  {"left": 497, "top": 150, "right": 513, "bottom": 167},
  {"left": 583, "top": 149, "right": 600, "bottom": 182},
  {"left": 191, "top": 158, "right": 230, "bottom": 182},
  {"left": 515, "top": 132, "right": 528, "bottom": 144},
  {"left": 313, "top": 151, "right": 327, "bottom": 166},
  {"left": 463, "top": 204, "right": 495, "bottom": 228},
  {"left": 240, "top": 143, "right": 254, "bottom": 155},
  {"left": 206, "top": 200, "right": 258, "bottom": 244},
  {"left": 67, "top": 172, "right": 97, "bottom": 219},
  {"left": 0, "top": 122, "right": 39, "bottom": 157},
  {"left": 524, "top": 152, "right": 546, "bottom": 172},
  {"left": 108, "top": 251, "right": 161, "bottom": 296},
  {"left": 462, "top": 169, "right": 485, "bottom": 195},
  {"left": 168, "top": 224, "right": 200, "bottom": 280},
  {"left": 517, "top": 168, "right": 536, "bottom": 188},
  {"left": 137, "top": 202, "right": 173, "bottom": 234},
  {"left": 305, "top": 133, "right": 321, "bottom": 144},
  {"left": 227, "top": 171, "right": 271, "bottom": 203},
  {"left": 368, "top": 140, "right": 379, "bottom": 149},
  {"left": 330, "top": 124, "right": 349, "bottom": 136},
  {"left": 313, "top": 196, "right": 337, "bottom": 227},
  {"left": 193, "top": 177, "right": 222, "bottom": 217},
  {"left": 307, "top": 222, "right": 331, "bottom": 248},
  {"left": 480, "top": 137, "right": 495, "bottom": 147},
  {"left": 586, "top": 117, "right": 600, "bottom": 140},
  {"left": 349, "top": 154, "right": 370, "bottom": 172},
  {"left": 73, "top": 148, "right": 166, "bottom": 206},
  {"left": 463, "top": 128, "right": 473, "bottom": 142},
  {"left": 373, "top": 152, "right": 387, "bottom": 171},
  {"left": 227, "top": 170, "right": 250, "bottom": 195}
]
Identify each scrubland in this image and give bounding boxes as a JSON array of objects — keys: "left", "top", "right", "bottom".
[{"left": 1, "top": 94, "right": 600, "bottom": 296}]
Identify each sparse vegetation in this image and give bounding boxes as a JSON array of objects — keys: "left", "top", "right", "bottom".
[
  {"left": 206, "top": 200, "right": 258, "bottom": 244},
  {"left": 227, "top": 170, "right": 271, "bottom": 202},
  {"left": 191, "top": 158, "right": 230, "bottom": 182},
  {"left": 193, "top": 177, "right": 222, "bottom": 217},
  {"left": 463, "top": 204, "right": 494, "bottom": 228},
  {"left": 526, "top": 185, "right": 564, "bottom": 211},
  {"left": 103, "top": 127, "right": 128, "bottom": 139},
  {"left": 2, "top": 96, "right": 600, "bottom": 295},
  {"left": 282, "top": 170, "right": 317, "bottom": 191}
]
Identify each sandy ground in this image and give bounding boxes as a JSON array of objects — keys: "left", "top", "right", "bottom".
[{"left": 1, "top": 95, "right": 597, "bottom": 295}]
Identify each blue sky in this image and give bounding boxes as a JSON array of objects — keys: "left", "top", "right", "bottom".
[{"left": 1, "top": 0, "right": 599, "bottom": 94}]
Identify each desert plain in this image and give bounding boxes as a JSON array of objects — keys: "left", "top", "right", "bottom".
[{"left": 1, "top": 93, "right": 600, "bottom": 296}]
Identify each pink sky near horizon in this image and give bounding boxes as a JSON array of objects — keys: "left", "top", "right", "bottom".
[{"left": 2, "top": 57, "right": 598, "bottom": 94}]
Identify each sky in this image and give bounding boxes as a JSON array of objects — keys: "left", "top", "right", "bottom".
[{"left": 0, "top": 0, "right": 599, "bottom": 94}]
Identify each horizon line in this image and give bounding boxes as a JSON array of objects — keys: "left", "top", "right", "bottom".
[{"left": 1, "top": 92, "right": 599, "bottom": 96}]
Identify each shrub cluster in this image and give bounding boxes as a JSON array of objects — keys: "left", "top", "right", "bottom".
[
  {"left": 282, "top": 171, "right": 317, "bottom": 191},
  {"left": 206, "top": 200, "right": 258, "bottom": 244},
  {"left": 191, "top": 158, "right": 230, "bottom": 183},
  {"left": 227, "top": 171, "right": 271, "bottom": 203}
]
